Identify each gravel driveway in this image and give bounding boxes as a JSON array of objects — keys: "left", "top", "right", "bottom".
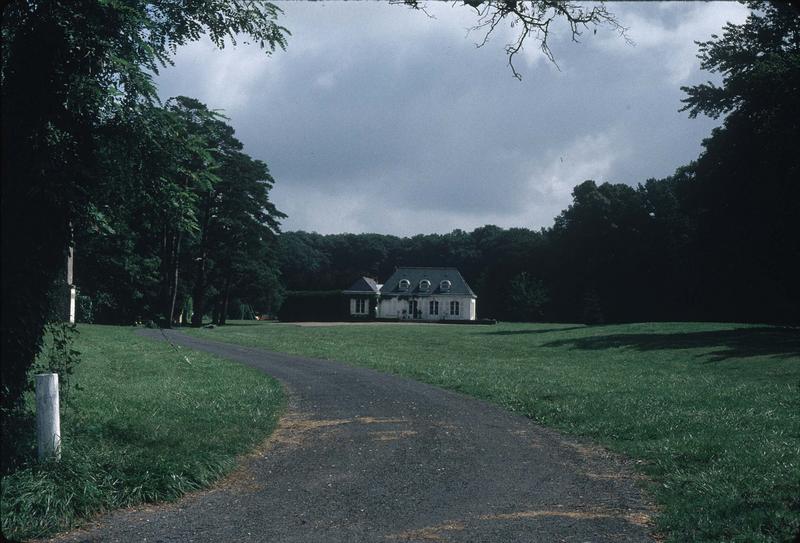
[{"left": 49, "top": 329, "right": 655, "bottom": 543}]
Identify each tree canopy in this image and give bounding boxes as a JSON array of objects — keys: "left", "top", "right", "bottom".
[
  {"left": 74, "top": 96, "right": 285, "bottom": 329},
  {"left": 681, "top": 0, "right": 799, "bottom": 120},
  {"left": 679, "top": 0, "right": 800, "bottom": 321},
  {"left": 1, "top": 0, "right": 288, "bottom": 407}
]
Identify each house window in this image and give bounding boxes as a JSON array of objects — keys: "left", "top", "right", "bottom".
[
  {"left": 399, "top": 279, "right": 410, "bottom": 291},
  {"left": 419, "top": 279, "right": 431, "bottom": 291},
  {"left": 429, "top": 300, "right": 439, "bottom": 315},
  {"left": 355, "top": 298, "right": 367, "bottom": 314},
  {"left": 440, "top": 280, "right": 451, "bottom": 291},
  {"left": 409, "top": 300, "right": 419, "bottom": 318},
  {"left": 449, "top": 300, "right": 460, "bottom": 316}
]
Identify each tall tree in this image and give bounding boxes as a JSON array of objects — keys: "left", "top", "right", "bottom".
[
  {"left": 680, "top": 0, "right": 800, "bottom": 322},
  {"left": 205, "top": 149, "right": 285, "bottom": 325},
  {"left": 1, "top": 0, "right": 288, "bottom": 408},
  {"left": 73, "top": 97, "right": 285, "bottom": 327},
  {"left": 549, "top": 180, "right": 652, "bottom": 322}
]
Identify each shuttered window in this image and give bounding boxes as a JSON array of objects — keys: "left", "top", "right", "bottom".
[{"left": 449, "top": 301, "right": 460, "bottom": 316}]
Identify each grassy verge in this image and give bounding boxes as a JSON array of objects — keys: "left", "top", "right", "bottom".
[
  {"left": 1, "top": 325, "right": 284, "bottom": 541},
  {"left": 185, "top": 320, "right": 800, "bottom": 543}
]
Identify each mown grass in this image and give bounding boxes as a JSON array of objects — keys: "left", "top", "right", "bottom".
[
  {"left": 1, "top": 325, "right": 284, "bottom": 541},
  {"left": 186, "top": 320, "right": 800, "bottom": 543}
]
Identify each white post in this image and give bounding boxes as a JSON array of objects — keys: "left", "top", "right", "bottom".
[
  {"left": 67, "top": 246, "right": 76, "bottom": 324},
  {"left": 69, "top": 285, "right": 77, "bottom": 324},
  {"left": 36, "top": 373, "right": 61, "bottom": 462}
]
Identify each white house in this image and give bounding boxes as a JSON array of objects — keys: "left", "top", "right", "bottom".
[
  {"left": 344, "top": 267, "right": 477, "bottom": 321},
  {"left": 342, "top": 276, "right": 382, "bottom": 318}
]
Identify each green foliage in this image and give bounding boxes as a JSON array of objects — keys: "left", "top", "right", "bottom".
[
  {"left": 551, "top": 180, "right": 652, "bottom": 322},
  {"left": 1, "top": 323, "right": 82, "bottom": 478},
  {"left": 1, "top": 0, "right": 289, "bottom": 409},
  {"left": 581, "top": 287, "right": 604, "bottom": 325},
  {"left": 45, "top": 276, "right": 72, "bottom": 324},
  {"left": 76, "top": 293, "right": 94, "bottom": 324},
  {"left": 678, "top": 1, "right": 800, "bottom": 323},
  {"left": 189, "top": 321, "right": 800, "bottom": 543},
  {"left": 200, "top": 136, "right": 286, "bottom": 326},
  {"left": 680, "top": 1, "right": 799, "bottom": 120},
  {"left": 1, "top": 325, "right": 285, "bottom": 540},
  {"left": 31, "top": 323, "right": 83, "bottom": 407},
  {"left": 505, "top": 272, "right": 549, "bottom": 321},
  {"left": 75, "top": 96, "right": 285, "bottom": 329}
]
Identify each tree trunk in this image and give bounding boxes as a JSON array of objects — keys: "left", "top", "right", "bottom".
[
  {"left": 219, "top": 269, "right": 232, "bottom": 326},
  {"left": 211, "top": 299, "right": 221, "bottom": 325},
  {"left": 191, "top": 193, "right": 212, "bottom": 327},
  {"left": 190, "top": 258, "right": 206, "bottom": 327},
  {"left": 168, "top": 230, "right": 182, "bottom": 326},
  {"left": 159, "top": 227, "right": 181, "bottom": 328},
  {"left": 158, "top": 226, "right": 172, "bottom": 326}
]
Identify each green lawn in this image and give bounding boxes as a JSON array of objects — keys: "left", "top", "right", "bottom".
[
  {"left": 185, "top": 320, "right": 800, "bottom": 543},
  {"left": 1, "top": 325, "right": 284, "bottom": 541}
]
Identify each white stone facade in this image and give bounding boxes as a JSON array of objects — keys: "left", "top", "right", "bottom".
[
  {"left": 376, "top": 295, "right": 476, "bottom": 320},
  {"left": 349, "top": 296, "right": 372, "bottom": 316}
]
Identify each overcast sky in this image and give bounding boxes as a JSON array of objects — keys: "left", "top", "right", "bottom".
[{"left": 156, "top": 1, "right": 750, "bottom": 236}]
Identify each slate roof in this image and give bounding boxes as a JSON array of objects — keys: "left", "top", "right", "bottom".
[
  {"left": 343, "top": 276, "right": 381, "bottom": 294},
  {"left": 379, "top": 267, "right": 476, "bottom": 298}
]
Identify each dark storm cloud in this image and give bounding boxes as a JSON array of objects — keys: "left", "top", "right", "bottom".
[{"left": 155, "top": 1, "right": 749, "bottom": 235}]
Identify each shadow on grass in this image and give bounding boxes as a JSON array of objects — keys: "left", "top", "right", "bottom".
[
  {"left": 542, "top": 327, "right": 800, "bottom": 361},
  {"left": 103, "top": 420, "right": 187, "bottom": 450},
  {"left": 483, "top": 326, "right": 586, "bottom": 336},
  {"left": 177, "top": 321, "right": 268, "bottom": 328},
  {"left": 1, "top": 408, "right": 36, "bottom": 474}
]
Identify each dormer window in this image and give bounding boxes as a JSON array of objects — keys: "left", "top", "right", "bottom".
[
  {"left": 419, "top": 279, "right": 431, "bottom": 291},
  {"left": 440, "top": 280, "right": 451, "bottom": 291},
  {"left": 398, "top": 279, "right": 410, "bottom": 291}
]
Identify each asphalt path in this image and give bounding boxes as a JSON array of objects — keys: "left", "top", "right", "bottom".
[{"left": 50, "top": 329, "right": 655, "bottom": 543}]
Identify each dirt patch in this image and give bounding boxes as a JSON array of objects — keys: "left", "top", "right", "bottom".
[
  {"left": 583, "top": 470, "right": 648, "bottom": 481},
  {"left": 356, "top": 416, "right": 409, "bottom": 424},
  {"left": 370, "top": 430, "right": 419, "bottom": 441},
  {"left": 385, "top": 508, "right": 651, "bottom": 543},
  {"left": 478, "top": 507, "right": 652, "bottom": 527},
  {"left": 266, "top": 414, "right": 352, "bottom": 448},
  {"left": 387, "top": 521, "right": 465, "bottom": 541}
]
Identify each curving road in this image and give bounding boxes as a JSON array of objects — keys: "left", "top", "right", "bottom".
[{"left": 51, "top": 329, "right": 655, "bottom": 543}]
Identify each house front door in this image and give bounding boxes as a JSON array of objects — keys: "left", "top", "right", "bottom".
[{"left": 409, "top": 300, "right": 419, "bottom": 319}]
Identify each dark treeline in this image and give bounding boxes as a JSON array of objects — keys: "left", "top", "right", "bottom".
[
  {"left": 278, "top": 165, "right": 795, "bottom": 325},
  {"left": 280, "top": 4, "right": 799, "bottom": 325}
]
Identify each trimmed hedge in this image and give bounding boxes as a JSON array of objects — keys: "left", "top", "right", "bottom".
[{"left": 277, "top": 291, "right": 350, "bottom": 322}]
